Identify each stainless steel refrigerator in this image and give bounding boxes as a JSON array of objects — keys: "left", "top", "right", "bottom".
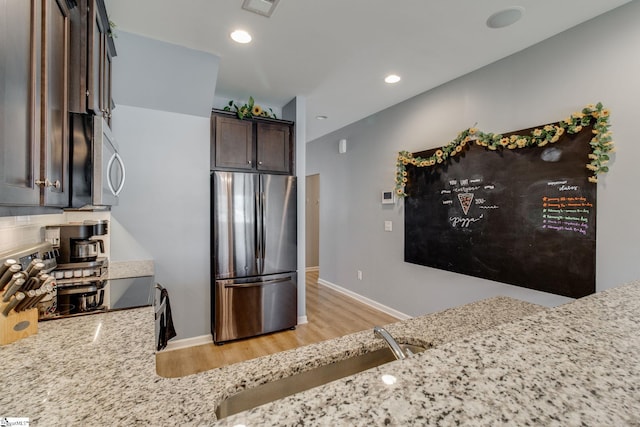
[{"left": 211, "top": 171, "right": 297, "bottom": 343}]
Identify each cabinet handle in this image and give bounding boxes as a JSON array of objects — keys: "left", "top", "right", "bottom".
[
  {"left": 258, "top": 161, "right": 263, "bottom": 165},
  {"left": 248, "top": 161, "right": 252, "bottom": 165},
  {"left": 35, "top": 179, "right": 60, "bottom": 189}
]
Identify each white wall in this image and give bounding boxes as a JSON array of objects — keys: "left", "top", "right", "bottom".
[{"left": 307, "top": 1, "right": 640, "bottom": 316}]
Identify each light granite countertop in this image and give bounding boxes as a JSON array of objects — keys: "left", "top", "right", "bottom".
[
  {"left": 108, "top": 259, "right": 155, "bottom": 280},
  {"left": 2, "top": 281, "right": 638, "bottom": 425}
]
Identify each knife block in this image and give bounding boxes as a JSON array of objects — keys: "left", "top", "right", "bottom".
[{"left": 0, "top": 291, "right": 38, "bottom": 346}]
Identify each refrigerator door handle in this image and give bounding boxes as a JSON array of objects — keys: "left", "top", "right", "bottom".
[
  {"left": 260, "top": 190, "right": 266, "bottom": 265},
  {"left": 223, "top": 277, "right": 292, "bottom": 288},
  {"left": 255, "top": 190, "right": 263, "bottom": 271}
]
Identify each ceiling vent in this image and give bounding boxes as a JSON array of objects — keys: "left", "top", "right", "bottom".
[{"left": 242, "top": 0, "right": 280, "bottom": 17}]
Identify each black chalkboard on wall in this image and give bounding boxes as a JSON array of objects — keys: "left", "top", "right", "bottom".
[{"left": 404, "top": 124, "right": 596, "bottom": 298}]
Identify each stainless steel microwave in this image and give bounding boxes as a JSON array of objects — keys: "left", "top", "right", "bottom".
[{"left": 69, "top": 113, "right": 126, "bottom": 208}]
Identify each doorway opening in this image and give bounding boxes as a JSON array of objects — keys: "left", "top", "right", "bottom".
[{"left": 305, "top": 174, "right": 320, "bottom": 271}]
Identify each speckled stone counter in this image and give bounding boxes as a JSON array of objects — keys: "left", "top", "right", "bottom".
[
  {"left": 0, "top": 291, "right": 568, "bottom": 426},
  {"left": 108, "top": 259, "right": 154, "bottom": 279},
  {"left": 219, "top": 281, "right": 640, "bottom": 426}
]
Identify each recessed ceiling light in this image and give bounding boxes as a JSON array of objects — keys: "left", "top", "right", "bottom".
[
  {"left": 316, "top": 115, "right": 328, "bottom": 120},
  {"left": 385, "top": 74, "right": 401, "bottom": 84},
  {"left": 486, "top": 6, "right": 525, "bottom": 29},
  {"left": 230, "top": 29, "right": 252, "bottom": 44}
]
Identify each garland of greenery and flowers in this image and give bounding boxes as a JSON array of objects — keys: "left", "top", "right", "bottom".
[
  {"left": 394, "top": 102, "right": 614, "bottom": 197},
  {"left": 223, "top": 96, "right": 277, "bottom": 120}
]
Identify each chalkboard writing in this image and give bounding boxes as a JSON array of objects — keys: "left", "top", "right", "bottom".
[{"left": 404, "top": 124, "right": 596, "bottom": 298}]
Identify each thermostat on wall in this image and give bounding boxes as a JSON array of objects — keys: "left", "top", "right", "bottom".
[{"left": 381, "top": 190, "right": 395, "bottom": 204}]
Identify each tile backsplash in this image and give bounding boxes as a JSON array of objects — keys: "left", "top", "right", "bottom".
[{"left": 0, "top": 211, "right": 111, "bottom": 254}]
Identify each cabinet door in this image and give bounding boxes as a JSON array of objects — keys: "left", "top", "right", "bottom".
[
  {"left": 212, "top": 116, "right": 254, "bottom": 170},
  {"left": 67, "top": 0, "right": 87, "bottom": 113},
  {"left": 101, "top": 44, "right": 113, "bottom": 127},
  {"left": 87, "top": 0, "right": 102, "bottom": 114},
  {"left": 0, "top": 0, "right": 41, "bottom": 206},
  {"left": 40, "top": 0, "right": 69, "bottom": 206},
  {"left": 256, "top": 122, "right": 291, "bottom": 173},
  {"left": 85, "top": 0, "right": 114, "bottom": 119}
]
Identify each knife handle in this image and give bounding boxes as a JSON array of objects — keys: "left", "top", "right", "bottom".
[
  {"left": 0, "top": 259, "right": 17, "bottom": 279},
  {"left": 2, "top": 292, "right": 25, "bottom": 316},
  {"left": 23, "top": 277, "right": 41, "bottom": 292},
  {"left": 14, "top": 290, "right": 36, "bottom": 312},
  {"left": 24, "top": 286, "right": 51, "bottom": 311},
  {"left": 27, "top": 262, "right": 45, "bottom": 278},
  {"left": 0, "top": 264, "right": 22, "bottom": 292},
  {"left": 2, "top": 277, "right": 25, "bottom": 302}
]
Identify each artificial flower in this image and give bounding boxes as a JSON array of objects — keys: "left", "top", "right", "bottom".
[{"left": 223, "top": 96, "right": 277, "bottom": 120}]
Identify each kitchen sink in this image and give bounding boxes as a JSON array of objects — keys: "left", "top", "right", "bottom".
[{"left": 215, "top": 343, "right": 426, "bottom": 419}]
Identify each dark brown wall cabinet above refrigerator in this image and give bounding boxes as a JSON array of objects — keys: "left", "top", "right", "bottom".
[
  {"left": 68, "top": 0, "right": 116, "bottom": 127},
  {"left": 210, "top": 110, "right": 294, "bottom": 175},
  {"left": 0, "top": 0, "right": 71, "bottom": 208}
]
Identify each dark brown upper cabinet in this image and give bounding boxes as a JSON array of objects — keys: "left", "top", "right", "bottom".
[
  {"left": 211, "top": 110, "right": 294, "bottom": 175},
  {"left": 68, "top": 0, "right": 116, "bottom": 126},
  {"left": 0, "top": 0, "right": 70, "bottom": 208},
  {"left": 212, "top": 115, "right": 254, "bottom": 170},
  {"left": 256, "top": 122, "right": 291, "bottom": 173}
]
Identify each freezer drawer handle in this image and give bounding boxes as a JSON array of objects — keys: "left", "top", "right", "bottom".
[{"left": 223, "top": 277, "right": 291, "bottom": 288}]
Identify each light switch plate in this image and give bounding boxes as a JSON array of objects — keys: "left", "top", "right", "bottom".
[{"left": 384, "top": 221, "right": 393, "bottom": 232}]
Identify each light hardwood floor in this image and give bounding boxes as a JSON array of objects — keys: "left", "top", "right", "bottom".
[{"left": 156, "top": 270, "right": 399, "bottom": 378}]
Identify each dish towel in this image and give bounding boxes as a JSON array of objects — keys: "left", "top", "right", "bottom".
[{"left": 157, "top": 287, "right": 177, "bottom": 351}]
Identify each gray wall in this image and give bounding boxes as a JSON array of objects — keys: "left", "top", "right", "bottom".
[
  {"left": 283, "top": 97, "right": 308, "bottom": 321},
  {"left": 307, "top": 1, "right": 640, "bottom": 316},
  {"left": 110, "top": 31, "right": 218, "bottom": 339},
  {"left": 113, "top": 31, "right": 219, "bottom": 118}
]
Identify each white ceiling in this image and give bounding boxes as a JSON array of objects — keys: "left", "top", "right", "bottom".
[{"left": 104, "top": 0, "right": 631, "bottom": 142}]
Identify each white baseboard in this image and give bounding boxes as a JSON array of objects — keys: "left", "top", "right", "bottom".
[
  {"left": 305, "top": 266, "right": 319, "bottom": 272},
  {"left": 297, "top": 315, "right": 308, "bottom": 325},
  {"left": 161, "top": 334, "right": 213, "bottom": 352},
  {"left": 317, "top": 278, "right": 411, "bottom": 321}
]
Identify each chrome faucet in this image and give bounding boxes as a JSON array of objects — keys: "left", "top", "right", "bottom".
[{"left": 373, "top": 326, "right": 409, "bottom": 360}]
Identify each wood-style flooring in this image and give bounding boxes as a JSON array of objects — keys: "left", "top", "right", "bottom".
[{"left": 155, "top": 270, "right": 399, "bottom": 378}]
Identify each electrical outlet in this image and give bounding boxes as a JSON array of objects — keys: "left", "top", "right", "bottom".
[{"left": 357, "top": 270, "right": 363, "bottom": 280}]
